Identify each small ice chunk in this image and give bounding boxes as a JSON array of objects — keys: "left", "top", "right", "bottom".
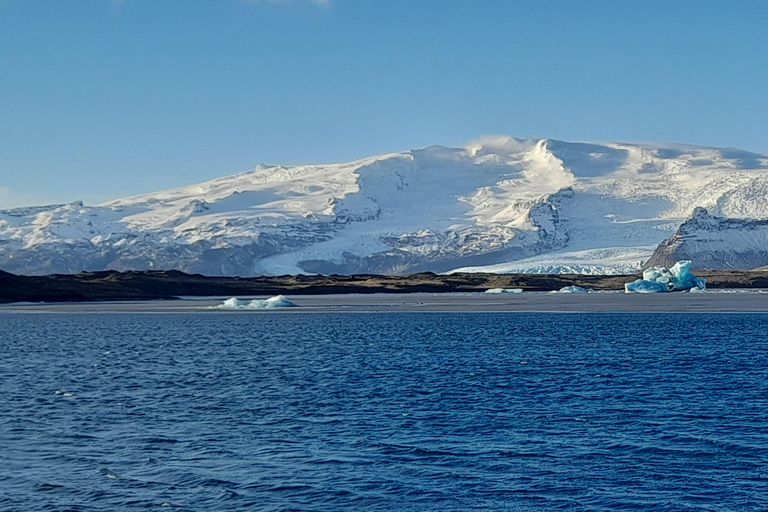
[
  {"left": 221, "top": 297, "right": 245, "bottom": 308},
  {"left": 624, "top": 279, "right": 669, "bottom": 293},
  {"left": 485, "top": 288, "right": 523, "bottom": 294},
  {"left": 555, "top": 285, "right": 592, "bottom": 293},
  {"left": 625, "top": 260, "right": 706, "bottom": 293},
  {"left": 216, "top": 295, "right": 297, "bottom": 309}
]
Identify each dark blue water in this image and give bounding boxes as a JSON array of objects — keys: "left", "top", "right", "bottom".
[{"left": 2, "top": 313, "right": 768, "bottom": 511}]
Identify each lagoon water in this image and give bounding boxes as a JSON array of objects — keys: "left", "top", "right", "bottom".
[{"left": 2, "top": 312, "right": 768, "bottom": 511}]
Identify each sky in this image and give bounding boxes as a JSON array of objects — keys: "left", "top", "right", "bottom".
[{"left": 1, "top": 0, "right": 767, "bottom": 208}]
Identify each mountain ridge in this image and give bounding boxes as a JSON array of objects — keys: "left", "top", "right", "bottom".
[
  {"left": 645, "top": 207, "right": 768, "bottom": 270},
  {"left": 2, "top": 136, "right": 767, "bottom": 276}
]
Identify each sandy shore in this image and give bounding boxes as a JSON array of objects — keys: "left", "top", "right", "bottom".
[{"left": 3, "top": 290, "right": 768, "bottom": 313}]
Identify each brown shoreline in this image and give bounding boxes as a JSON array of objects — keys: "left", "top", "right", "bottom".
[{"left": 2, "top": 268, "right": 768, "bottom": 305}]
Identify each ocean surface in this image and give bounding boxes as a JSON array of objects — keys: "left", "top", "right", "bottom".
[{"left": 2, "top": 312, "right": 768, "bottom": 511}]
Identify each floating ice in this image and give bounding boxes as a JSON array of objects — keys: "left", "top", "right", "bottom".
[
  {"left": 216, "top": 295, "right": 297, "bottom": 309},
  {"left": 624, "top": 260, "right": 706, "bottom": 293},
  {"left": 624, "top": 280, "right": 668, "bottom": 293},
  {"left": 555, "top": 285, "right": 592, "bottom": 293},
  {"left": 485, "top": 288, "right": 523, "bottom": 294}
]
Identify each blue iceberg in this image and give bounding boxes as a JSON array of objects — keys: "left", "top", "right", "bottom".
[{"left": 624, "top": 260, "right": 706, "bottom": 293}]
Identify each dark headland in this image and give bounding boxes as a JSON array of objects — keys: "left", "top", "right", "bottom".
[{"left": 2, "top": 268, "right": 768, "bottom": 304}]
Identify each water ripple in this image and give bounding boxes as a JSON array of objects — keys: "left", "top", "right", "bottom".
[{"left": 2, "top": 312, "right": 768, "bottom": 510}]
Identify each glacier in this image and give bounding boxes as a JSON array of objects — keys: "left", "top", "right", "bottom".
[
  {"left": 624, "top": 261, "right": 707, "bottom": 293},
  {"left": 1, "top": 137, "right": 768, "bottom": 277}
]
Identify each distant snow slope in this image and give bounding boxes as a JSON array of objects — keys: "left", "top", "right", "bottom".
[{"left": 2, "top": 136, "right": 768, "bottom": 276}]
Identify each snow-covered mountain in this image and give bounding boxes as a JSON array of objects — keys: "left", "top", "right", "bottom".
[
  {"left": 644, "top": 208, "right": 768, "bottom": 271},
  {"left": 2, "top": 136, "right": 768, "bottom": 276}
]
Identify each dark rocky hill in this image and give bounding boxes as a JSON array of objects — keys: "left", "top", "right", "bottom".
[{"left": 2, "top": 268, "right": 768, "bottom": 304}]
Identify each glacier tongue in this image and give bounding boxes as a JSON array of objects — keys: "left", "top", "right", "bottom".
[{"left": 1, "top": 137, "right": 768, "bottom": 276}]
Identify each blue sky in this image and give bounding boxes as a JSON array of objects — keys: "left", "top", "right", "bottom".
[{"left": 1, "top": 0, "right": 767, "bottom": 207}]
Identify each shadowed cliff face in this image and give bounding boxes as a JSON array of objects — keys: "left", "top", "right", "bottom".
[{"left": 645, "top": 208, "right": 768, "bottom": 271}]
